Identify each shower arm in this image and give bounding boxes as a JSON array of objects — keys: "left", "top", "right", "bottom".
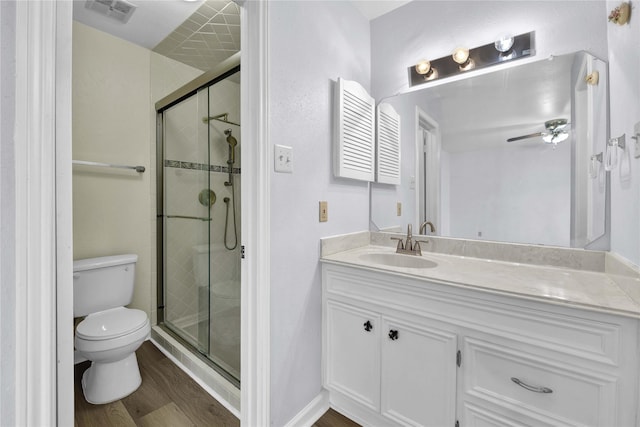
[{"left": 202, "top": 113, "right": 241, "bottom": 127}]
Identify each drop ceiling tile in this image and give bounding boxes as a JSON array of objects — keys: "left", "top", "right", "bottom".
[
  {"left": 197, "top": 3, "right": 218, "bottom": 18},
  {"left": 208, "top": 0, "right": 230, "bottom": 12},
  {"left": 221, "top": 2, "right": 239, "bottom": 14},
  {"left": 209, "top": 13, "right": 225, "bottom": 24},
  {"left": 224, "top": 14, "right": 240, "bottom": 25},
  {"left": 152, "top": 0, "right": 240, "bottom": 72},
  {"left": 220, "top": 42, "right": 236, "bottom": 50},
  {"left": 190, "top": 12, "right": 210, "bottom": 26},
  {"left": 181, "top": 19, "right": 203, "bottom": 33},
  {"left": 212, "top": 24, "right": 231, "bottom": 35},
  {"left": 217, "top": 33, "right": 233, "bottom": 43}
]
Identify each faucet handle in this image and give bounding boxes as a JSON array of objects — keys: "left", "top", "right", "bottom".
[
  {"left": 407, "top": 223, "right": 412, "bottom": 238},
  {"left": 413, "top": 239, "right": 429, "bottom": 256},
  {"left": 390, "top": 237, "right": 404, "bottom": 252}
]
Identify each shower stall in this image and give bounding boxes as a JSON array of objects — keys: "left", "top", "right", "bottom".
[{"left": 156, "top": 64, "right": 241, "bottom": 385}]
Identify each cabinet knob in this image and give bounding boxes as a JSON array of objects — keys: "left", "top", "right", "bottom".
[
  {"left": 388, "top": 330, "right": 399, "bottom": 340},
  {"left": 363, "top": 320, "right": 373, "bottom": 332}
]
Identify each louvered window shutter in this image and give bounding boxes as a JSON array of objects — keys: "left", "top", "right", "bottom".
[
  {"left": 376, "top": 103, "right": 401, "bottom": 184},
  {"left": 334, "top": 78, "right": 375, "bottom": 181}
]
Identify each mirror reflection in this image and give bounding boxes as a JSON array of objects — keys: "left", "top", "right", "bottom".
[{"left": 371, "top": 51, "right": 608, "bottom": 248}]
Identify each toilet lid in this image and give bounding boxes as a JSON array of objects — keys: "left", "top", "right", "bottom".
[{"left": 76, "top": 307, "right": 148, "bottom": 341}]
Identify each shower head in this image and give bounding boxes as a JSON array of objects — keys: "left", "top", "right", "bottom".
[{"left": 225, "top": 129, "right": 238, "bottom": 147}]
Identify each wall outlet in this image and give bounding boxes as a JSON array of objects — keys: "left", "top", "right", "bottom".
[
  {"left": 319, "top": 201, "right": 328, "bottom": 222},
  {"left": 396, "top": 202, "right": 402, "bottom": 216}
]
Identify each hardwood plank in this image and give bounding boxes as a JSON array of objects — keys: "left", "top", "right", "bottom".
[
  {"left": 144, "top": 357, "right": 240, "bottom": 427},
  {"left": 313, "top": 408, "right": 362, "bottom": 427},
  {"left": 75, "top": 362, "right": 138, "bottom": 427},
  {"left": 120, "top": 349, "right": 173, "bottom": 421},
  {"left": 75, "top": 341, "right": 239, "bottom": 427},
  {"left": 135, "top": 340, "right": 167, "bottom": 364},
  {"left": 137, "top": 402, "right": 195, "bottom": 427},
  {"left": 75, "top": 341, "right": 363, "bottom": 427}
]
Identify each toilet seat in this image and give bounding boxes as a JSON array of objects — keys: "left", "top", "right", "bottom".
[{"left": 76, "top": 307, "right": 148, "bottom": 341}]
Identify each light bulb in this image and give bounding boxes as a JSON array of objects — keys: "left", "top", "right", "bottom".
[
  {"left": 495, "top": 35, "right": 515, "bottom": 53},
  {"left": 415, "top": 60, "right": 431, "bottom": 75},
  {"left": 452, "top": 47, "right": 474, "bottom": 71},
  {"left": 452, "top": 48, "right": 469, "bottom": 65}
]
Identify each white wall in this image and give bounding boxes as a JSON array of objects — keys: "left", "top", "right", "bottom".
[
  {"left": 369, "top": 1, "right": 609, "bottom": 243},
  {"left": 73, "top": 22, "right": 202, "bottom": 321},
  {"left": 0, "top": 1, "right": 16, "bottom": 424},
  {"left": 606, "top": 0, "right": 640, "bottom": 267},
  {"left": 268, "top": 1, "right": 371, "bottom": 425}
]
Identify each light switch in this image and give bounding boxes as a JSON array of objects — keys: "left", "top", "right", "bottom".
[
  {"left": 274, "top": 145, "right": 293, "bottom": 173},
  {"left": 396, "top": 202, "right": 402, "bottom": 216}
]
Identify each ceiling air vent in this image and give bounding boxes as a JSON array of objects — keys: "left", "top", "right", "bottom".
[{"left": 85, "top": 0, "right": 137, "bottom": 23}]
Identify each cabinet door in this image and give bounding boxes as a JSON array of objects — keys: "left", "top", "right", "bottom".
[
  {"left": 381, "top": 317, "right": 457, "bottom": 427},
  {"left": 326, "top": 301, "right": 381, "bottom": 411}
]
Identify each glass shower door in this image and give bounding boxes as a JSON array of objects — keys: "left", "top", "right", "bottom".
[
  {"left": 159, "top": 68, "right": 241, "bottom": 385},
  {"left": 162, "top": 87, "right": 211, "bottom": 354}
]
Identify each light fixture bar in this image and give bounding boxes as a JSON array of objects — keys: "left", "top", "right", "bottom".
[{"left": 408, "top": 32, "right": 535, "bottom": 87}]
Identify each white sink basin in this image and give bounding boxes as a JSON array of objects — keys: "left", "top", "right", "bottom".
[{"left": 358, "top": 252, "right": 438, "bottom": 269}]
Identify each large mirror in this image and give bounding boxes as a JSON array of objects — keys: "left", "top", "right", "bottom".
[{"left": 371, "top": 51, "right": 608, "bottom": 248}]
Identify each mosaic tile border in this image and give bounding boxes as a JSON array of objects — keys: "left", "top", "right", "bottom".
[{"left": 165, "top": 159, "right": 240, "bottom": 174}]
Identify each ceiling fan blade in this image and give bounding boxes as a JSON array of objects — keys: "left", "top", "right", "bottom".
[{"left": 507, "top": 132, "right": 544, "bottom": 142}]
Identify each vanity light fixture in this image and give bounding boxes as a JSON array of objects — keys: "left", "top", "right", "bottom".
[
  {"left": 408, "top": 32, "right": 534, "bottom": 87},
  {"left": 452, "top": 47, "right": 475, "bottom": 71},
  {"left": 415, "top": 59, "right": 438, "bottom": 80}
]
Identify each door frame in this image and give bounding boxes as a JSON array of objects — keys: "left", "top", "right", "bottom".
[{"left": 13, "top": 1, "right": 73, "bottom": 425}]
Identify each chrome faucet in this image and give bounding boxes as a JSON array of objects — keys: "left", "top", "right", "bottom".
[
  {"left": 419, "top": 221, "right": 436, "bottom": 235},
  {"left": 391, "top": 224, "right": 429, "bottom": 256}
]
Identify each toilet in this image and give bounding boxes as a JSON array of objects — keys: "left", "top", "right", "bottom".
[{"left": 73, "top": 254, "right": 150, "bottom": 404}]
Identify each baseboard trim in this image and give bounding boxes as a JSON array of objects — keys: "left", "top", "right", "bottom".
[{"left": 284, "top": 390, "right": 330, "bottom": 427}]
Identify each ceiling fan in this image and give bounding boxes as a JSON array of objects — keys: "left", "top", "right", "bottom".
[{"left": 507, "top": 118, "right": 570, "bottom": 145}]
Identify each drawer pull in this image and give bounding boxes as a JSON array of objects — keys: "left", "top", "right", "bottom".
[
  {"left": 363, "top": 320, "right": 373, "bottom": 332},
  {"left": 388, "top": 330, "right": 399, "bottom": 340},
  {"left": 511, "top": 377, "right": 553, "bottom": 394}
]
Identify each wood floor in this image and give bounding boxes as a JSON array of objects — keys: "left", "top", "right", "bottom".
[{"left": 75, "top": 341, "right": 359, "bottom": 427}]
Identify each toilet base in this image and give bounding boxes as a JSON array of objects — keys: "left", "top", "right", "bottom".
[{"left": 82, "top": 352, "right": 142, "bottom": 404}]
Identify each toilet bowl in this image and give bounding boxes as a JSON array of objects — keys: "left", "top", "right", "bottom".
[{"left": 73, "top": 254, "right": 150, "bottom": 404}]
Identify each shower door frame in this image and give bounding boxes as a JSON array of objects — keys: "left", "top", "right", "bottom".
[{"left": 156, "top": 62, "right": 241, "bottom": 387}]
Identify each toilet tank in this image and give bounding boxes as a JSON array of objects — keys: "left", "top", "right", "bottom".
[{"left": 73, "top": 254, "right": 138, "bottom": 317}]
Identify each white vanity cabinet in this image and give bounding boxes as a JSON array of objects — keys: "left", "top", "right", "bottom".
[
  {"left": 325, "top": 300, "right": 457, "bottom": 427},
  {"left": 322, "top": 263, "right": 640, "bottom": 427}
]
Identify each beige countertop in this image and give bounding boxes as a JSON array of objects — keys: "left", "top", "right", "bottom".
[{"left": 321, "top": 243, "right": 640, "bottom": 318}]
